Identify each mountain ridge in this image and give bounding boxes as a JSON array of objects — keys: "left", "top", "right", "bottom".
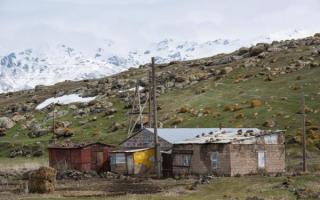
[{"left": 0, "top": 29, "right": 310, "bottom": 93}]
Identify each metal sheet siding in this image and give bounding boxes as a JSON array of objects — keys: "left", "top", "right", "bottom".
[{"left": 48, "top": 143, "right": 112, "bottom": 172}]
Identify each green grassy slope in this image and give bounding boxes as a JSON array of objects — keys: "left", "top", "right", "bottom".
[{"left": 0, "top": 36, "right": 319, "bottom": 172}]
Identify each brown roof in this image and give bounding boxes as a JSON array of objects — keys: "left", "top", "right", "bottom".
[{"left": 48, "top": 142, "right": 114, "bottom": 149}]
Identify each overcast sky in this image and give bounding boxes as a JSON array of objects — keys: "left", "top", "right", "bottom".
[{"left": 0, "top": 0, "right": 320, "bottom": 53}]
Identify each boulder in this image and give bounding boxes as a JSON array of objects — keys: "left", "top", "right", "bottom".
[
  {"left": 105, "top": 108, "right": 117, "bottom": 116},
  {"left": 220, "top": 67, "right": 233, "bottom": 75},
  {"left": 55, "top": 128, "right": 73, "bottom": 138},
  {"left": 172, "top": 117, "right": 183, "bottom": 125},
  {"left": 11, "top": 114, "right": 26, "bottom": 122},
  {"left": 55, "top": 121, "right": 71, "bottom": 128},
  {"left": 249, "top": 44, "right": 267, "bottom": 56},
  {"left": 178, "top": 107, "right": 189, "bottom": 113},
  {"left": 223, "top": 104, "right": 241, "bottom": 112},
  {"left": 250, "top": 99, "right": 263, "bottom": 108},
  {"left": 175, "top": 76, "right": 187, "bottom": 83},
  {"left": 110, "top": 122, "right": 122, "bottom": 132},
  {"left": 263, "top": 120, "right": 276, "bottom": 128},
  {"left": 237, "top": 47, "right": 249, "bottom": 55},
  {"left": 0, "top": 117, "right": 15, "bottom": 129}
]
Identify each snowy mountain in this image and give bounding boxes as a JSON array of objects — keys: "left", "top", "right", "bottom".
[{"left": 0, "top": 29, "right": 311, "bottom": 93}]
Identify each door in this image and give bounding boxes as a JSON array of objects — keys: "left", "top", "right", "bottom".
[
  {"left": 126, "top": 154, "right": 134, "bottom": 175},
  {"left": 96, "top": 151, "right": 104, "bottom": 167},
  {"left": 258, "top": 151, "right": 265, "bottom": 169},
  {"left": 162, "top": 153, "right": 173, "bottom": 177}
]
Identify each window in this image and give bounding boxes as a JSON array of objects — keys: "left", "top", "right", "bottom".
[
  {"left": 183, "top": 154, "right": 192, "bottom": 166},
  {"left": 175, "top": 154, "right": 192, "bottom": 167},
  {"left": 258, "top": 151, "right": 265, "bottom": 169},
  {"left": 210, "top": 152, "right": 219, "bottom": 169},
  {"left": 111, "top": 153, "right": 126, "bottom": 165}
]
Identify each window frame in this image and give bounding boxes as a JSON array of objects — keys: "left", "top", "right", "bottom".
[
  {"left": 174, "top": 153, "right": 192, "bottom": 167},
  {"left": 111, "top": 153, "right": 126, "bottom": 165},
  {"left": 210, "top": 151, "right": 219, "bottom": 169}
]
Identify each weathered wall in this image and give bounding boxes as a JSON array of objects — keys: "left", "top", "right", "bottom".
[
  {"left": 121, "top": 129, "right": 172, "bottom": 150},
  {"left": 48, "top": 144, "right": 112, "bottom": 172},
  {"left": 172, "top": 144, "right": 231, "bottom": 176},
  {"left": 230, "top": 144, "right": 285, "bottom": 176},
  {"left": 110, "top": 152, "right": 128, "bottom": 174},
  {"left": 172, "top": 143, "right": 285, "bottom": 176}
]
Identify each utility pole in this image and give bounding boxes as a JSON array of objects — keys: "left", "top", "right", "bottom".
[
  {"left": 148, "top": 70, "right": 152, "bottom": 128},
  {"left": 151, "top": 57, "right": 161, "bottom": 178},
  {"left": 52, "top": 101, "right": 56, "bottom": 143},
  {"left": 301, "top": 93, "right": 307, "bottom": 172}
]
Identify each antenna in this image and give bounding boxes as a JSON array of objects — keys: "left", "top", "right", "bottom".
[{"left": 127, "top": 81, "right": 150, "bottom": 137}]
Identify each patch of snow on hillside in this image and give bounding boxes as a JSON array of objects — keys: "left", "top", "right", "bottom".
[{"left": 36, "top": 94, "right": 96, "bottom": 110}]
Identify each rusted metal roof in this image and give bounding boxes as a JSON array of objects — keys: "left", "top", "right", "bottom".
[
  {"left": 48, "top": 142, "right": 114, "bottom": 149},
  {"left": 174, "top": 129, "right": 285, "bottom": 144},
  {"left": 145, "top": 128, "right": 261, "bottom": 144}
]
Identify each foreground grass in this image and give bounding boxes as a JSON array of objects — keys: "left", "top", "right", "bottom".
[
  {"left": 0, "top": 156, "right": 48, "bottom": 171},
  {"left": 8, "top": 175, "right": 320, "bottom": 200}
]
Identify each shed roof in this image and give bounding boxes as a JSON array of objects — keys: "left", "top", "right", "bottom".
[
  {"left": 48, "top": 142, "right": 114, "bottom": 149},
  {"left": 145, "top": 128, "right": 261, "bottom": 144},
  {"left": 111, "top": 148, "right": 153, "bottom": 153}
]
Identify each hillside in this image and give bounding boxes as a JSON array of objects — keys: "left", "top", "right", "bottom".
[
  {"left": 0, "top": 30, "right": 307, "bottom": 93},
  {"left": 0, "top": 33, "right": 320, "bottom": 171}
]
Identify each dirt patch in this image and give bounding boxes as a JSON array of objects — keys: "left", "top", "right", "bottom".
[{"left": 107, "top": 180, "right": 162, "bottom": 194}]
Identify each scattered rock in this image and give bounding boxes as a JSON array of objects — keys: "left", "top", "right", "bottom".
[
  {"left": 235, "top": 112, "right": 245, "bottom": 119},
  {"left": 11, "top": 114, "right": 26, "bottom": 122},
  {"left": 0, "top": 117, "right": 15, "bottom": 129},
  {"left": 55, "top": 128, "right": 73, "bottom": 138},
  {"left": 249, "top": 44, "right": 267, "bottom": 56},
  {"left": 250, "top": 99, "right": 263, "bottom": 108},
  {"left": 178, "top": 107, "right": 189, "bottom": 113},
  {"left": 105, "top": 108, "right": 117, "bottom": 116},
  {"left": 223, "top": 104, "right": 241, "bottom": 112},
  {"left": 110, "top": 122, "right": 122, "bottom": 132},
  {"left": 220, "top": 67, "right": 233, "bottom": 75},
  {"left": 175, "top": 76, "right": 187, "bottom": 83},
  {"left": 172, "top": 117, "right": 183, "bottom": 125},
  {"left": 263, "top": 120, "right": 276, "bottom": 128}
]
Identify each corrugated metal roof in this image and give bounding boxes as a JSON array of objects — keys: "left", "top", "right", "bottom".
[
  {"left": 145, "top": 128, "right": 261, "bottom": 144},
  {"left": 111, "top": 148, "right": 153, "bottom": 153},
  {"left": 48, "top": 142, "right": 113, "bottom": 149},
  {"left": 174, "top": 129, "right": 284, "bottom": 144}
]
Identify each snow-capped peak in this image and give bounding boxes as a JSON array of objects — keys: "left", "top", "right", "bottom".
[{"left": 0, "top": 29, "right": 312, "bottom": 93}]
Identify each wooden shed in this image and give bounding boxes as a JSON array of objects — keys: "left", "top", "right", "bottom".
[
  {"left": 110, "top": 148, "right": 155, "bottom": 175},
  {"left": 48, "top": 142, "right": 113, "bottom": 172}
]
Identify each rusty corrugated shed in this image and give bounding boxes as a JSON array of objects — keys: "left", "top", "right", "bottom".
[{"left": 48, "top": 142, "right": 113, "bottom": 172}]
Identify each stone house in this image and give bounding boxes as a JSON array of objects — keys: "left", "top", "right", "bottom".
[{"left": 172, "top": 129, "right": 285, "bottom": 176}]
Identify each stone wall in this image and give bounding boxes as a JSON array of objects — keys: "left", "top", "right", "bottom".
[
  {"left": 172, "top": 143, "right": 285, "bottom": 176},
  {"left": 230, "top": 144, "right": 285, "bottom": 176},
  {"left": 172, "top": 144, "right": 231, "bottom": 176}
]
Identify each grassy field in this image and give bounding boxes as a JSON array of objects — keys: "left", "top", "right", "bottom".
[
  {"left": 2, "top": 175, "right": 320, "bottom": 200},
  {"left": 0, "top": 66, "right": 320, "bottom": 172}
]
